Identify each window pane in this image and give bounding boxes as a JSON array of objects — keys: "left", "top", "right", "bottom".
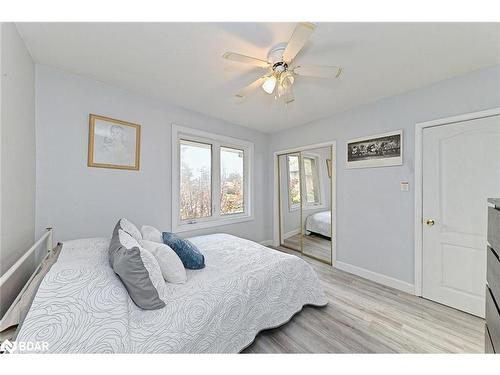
[
  {"left": 220, "top": 147, "right": 244, "bottom": 215},
  {"left": 304, "top": 157, "right": 320, "bottom": 204},
  {"left": 304, "top": 157, "right": 313, "bottom": 176},
  {"left": 288, "top": 155, "right": 301, "bottom": 206},
  {"left": 180, "top": 140, "right": 212, "bottom": 220}
]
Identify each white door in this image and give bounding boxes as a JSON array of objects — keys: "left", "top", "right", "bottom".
[{"left": 422, "top": 114, "right": 500, "bottom": 317}]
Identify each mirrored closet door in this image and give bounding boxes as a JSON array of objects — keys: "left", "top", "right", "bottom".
[
  {"left": 299, "top": 146, "right": 332, "bottom": 263},
  {"left": 278, "top": 146, "right": 333, "bottom": 264},
  {"left": 278, "top": 153, "right": 302, "bottom": 252}
]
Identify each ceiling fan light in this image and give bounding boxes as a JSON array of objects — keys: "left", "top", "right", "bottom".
[
  {"left": 280, "top": 71, "right": 294, "bottom": 88},
  {"left": 262, "top": 76, "right": 277, "bottom": 94}
]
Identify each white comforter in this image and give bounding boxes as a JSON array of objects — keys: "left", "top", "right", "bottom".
[
  {"left": 306, "top": 211, "right": 331, "bottom": 237},
  {"left": 15, "top": 234, "right": 327, "bottom": 353}
]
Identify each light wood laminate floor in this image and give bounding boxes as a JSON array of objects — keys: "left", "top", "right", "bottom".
[
  {"left": 283, "top": 233, "right": 332, "bottom": 263},
  {"left": 243, "top": 246, "right": 485, "bottom": 353}
]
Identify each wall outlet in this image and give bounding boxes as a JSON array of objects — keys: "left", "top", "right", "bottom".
[{"left": 400, "top": 181, "right": 409, "bottom": 191}]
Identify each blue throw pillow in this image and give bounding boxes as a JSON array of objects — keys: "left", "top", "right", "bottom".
[{"left": 162, "top": 232, "right": 205, "bottom": 270}]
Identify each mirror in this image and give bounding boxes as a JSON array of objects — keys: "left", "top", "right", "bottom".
[
  {"left": 278, "top": 153, "right": 302, "bottom": 252},
  {"left": 278, "top": 146, "right": 333, "bottom": 264},
  {"left": 300, "top": 146, "right": 332, "bottom": 263}
]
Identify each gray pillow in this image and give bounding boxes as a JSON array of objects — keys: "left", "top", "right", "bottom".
[{"left": 109, "top": 221, "right": 165, "bottom": 310}]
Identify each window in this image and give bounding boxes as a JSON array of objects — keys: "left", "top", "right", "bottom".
[
  {"left": 303, "top": 156, "right": 321, "bottom": 205},
  {"left": 179, "top": 140, "right": 212, "bottom": 221},
  {"left": 172, "top": 126, "right": 253, "bottom": 232},
  {"left": 287, "top": 155, "right": 301, "bottom": 210},
  {"left": 287, "top": 154, "right": 322, "bottom": 212},
  {"left": 220, "top": 147, "right": 244, "bottom": 215}
]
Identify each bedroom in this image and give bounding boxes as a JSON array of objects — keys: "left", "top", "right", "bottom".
[{"left": 1, "top": 0, "right": 500, "bottom": 372}]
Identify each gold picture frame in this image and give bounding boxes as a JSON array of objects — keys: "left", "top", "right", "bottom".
[
  {"left": 326, "top": 159, "right": 332, "bottom": 178},
  {"left": 88, "top": 114, "right": 141, "bottom": 170}
]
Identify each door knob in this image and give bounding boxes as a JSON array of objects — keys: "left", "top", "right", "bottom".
[{"left": 426, "top": 219, "right": 435, "bottom": 227}]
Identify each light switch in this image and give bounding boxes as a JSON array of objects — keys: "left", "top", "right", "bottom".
[{"left": 400, "top": 181, "right": 409, "bottom": 191}]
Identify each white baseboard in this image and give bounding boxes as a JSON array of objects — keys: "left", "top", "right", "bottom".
[
  {"left": 259, "top": 240, "right": 274, "bottom": 246},
  {"left": 334, "top": 260, "right": 415, "bottom": 295},
  {"left": 283, "top": 229, "right": 300, "bottom": 239}
]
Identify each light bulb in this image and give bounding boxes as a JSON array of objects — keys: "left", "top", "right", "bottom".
[{"left": 262, "top": 75, "right": 277, "bottom": 94}]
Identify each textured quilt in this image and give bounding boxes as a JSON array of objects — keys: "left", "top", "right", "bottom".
[{"left": 15, "top": 234, "right": 327, "bottom": 353}]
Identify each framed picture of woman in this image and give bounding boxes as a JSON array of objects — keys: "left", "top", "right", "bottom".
[{"left": 87, "top": 114, "right": 141, "bottom": 170}]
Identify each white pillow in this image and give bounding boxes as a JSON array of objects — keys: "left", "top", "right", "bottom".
[
  {"left": 119, "top": 218, "right": 142, "bottom": 242},
  {"left": 138, "top": 245, "right": 166, "bottom": 295},
  {"left": 139, "top": 240, "right": 187, "bottom": 284},
  {"left": 141, "top": 225, "right": 163, "bottom": 243}
]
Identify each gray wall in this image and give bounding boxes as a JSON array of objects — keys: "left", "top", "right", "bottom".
[
  {"left": 0, "top": 23, "right": 36, "bottom": 276},
  {"left": 270, "top": 64, "right": 500, "bottom": 284},
  {"left": 35, "top": 65, "right": 272, "bottom": 244}
]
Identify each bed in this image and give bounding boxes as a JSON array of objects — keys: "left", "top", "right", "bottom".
[
  {"left": 305, "top": 210, "right": 331, "bottom": 238},
  {"left": 14, "top": 233, "right": 327, "bottom": 353}
]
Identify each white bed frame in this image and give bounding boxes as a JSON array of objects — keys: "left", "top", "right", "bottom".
[{"left": 0, "top": 228, "right": 54, "bottom": 328}]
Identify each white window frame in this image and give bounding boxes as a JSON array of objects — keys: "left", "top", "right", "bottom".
[
  {"left": 172, "top": 125, "right": 254, "bottom": 233},
  {"left": 286, "top": 152, "right": 326, "bottom": 212}
]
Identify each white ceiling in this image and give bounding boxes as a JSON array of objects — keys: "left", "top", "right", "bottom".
[{"left": 16, "top": 22, "right": 500, "bottom": 133}]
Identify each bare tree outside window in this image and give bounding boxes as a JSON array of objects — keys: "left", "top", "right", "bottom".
[
  {"left": 180, "top": 140, "right": 212, "bottom": 220},
  {"left": 220, "top": 147, "right": 244, "bottom": 215},
  {"left": 303, "top": 156, "right": 320, "bottom": 204},
  {"left": 176, "top": 131, "right": 251, "bottom": 228},
  {"left": 287, "top": 155, "right": 301, "bottom": 208}
]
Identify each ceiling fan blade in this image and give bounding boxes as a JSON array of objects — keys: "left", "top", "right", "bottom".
[
  {"left": 282, "top": 22, "right": 317, "bottom": 63},
  {"left": 223, "top": 52, "right": 270, "bottom": 68},
  {"left": 235, "top": 75, "right": 269, "bottom": 98},
  {"left": 294, "top": 64, "right": 343, "bottom": 78}
]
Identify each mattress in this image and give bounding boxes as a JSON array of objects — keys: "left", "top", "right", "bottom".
[
  {"left": 305, "top": 210, "right": 332, "bottom": 237},
  {"left": 14, "top": 233, "right": 327, "bottom": 353}
]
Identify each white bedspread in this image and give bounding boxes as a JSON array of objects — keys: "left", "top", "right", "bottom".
[
  {"left": 15, "top": 234, "right": 327, "bottom": 353},
  {"left": 305, "top": 210, "right": 331, "bottom": 237}
]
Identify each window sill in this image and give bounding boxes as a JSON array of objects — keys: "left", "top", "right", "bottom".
[
  {"left": 303, "top": 203, "right": 327, "bottom": 211},
  {"left": 289, "top": 203, "right": 327, "bottom": 212},
  {"left": 173, "top": 214, "right": 254, "bottom": 233}
]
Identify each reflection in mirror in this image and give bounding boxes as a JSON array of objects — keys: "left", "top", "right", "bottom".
[
  {"left": 278, "top": 146, "right": 333, "bottom": 264},
  {"left": 300, "top": 146, "right": 332, "bottom": 263},
  {"left": 302, "top": 147, "right": 332, "bottom": 263},
  {"left": 279, "top": 153, "right": 302, "bottom": 252}
]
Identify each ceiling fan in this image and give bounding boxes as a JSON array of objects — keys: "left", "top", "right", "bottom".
[{"left": 222, "top": 22, "right": 343, "bottom": 104}]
